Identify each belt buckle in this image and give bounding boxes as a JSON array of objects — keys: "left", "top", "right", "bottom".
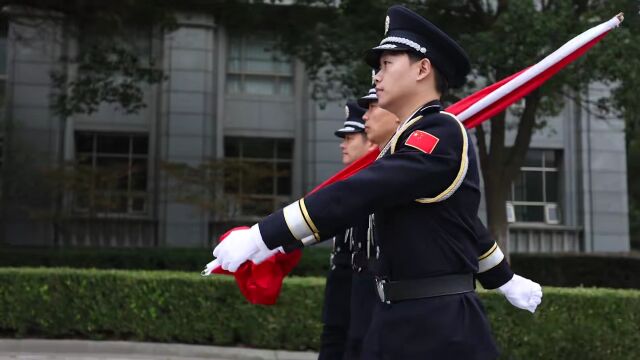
[{"left": 375, "top": 278, "right": 390, "bottom": 304}]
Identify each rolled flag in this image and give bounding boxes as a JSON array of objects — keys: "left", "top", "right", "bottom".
[
  {"left": 203, "top": 13, "right": 623, "bottom": 303},
  {"left": 203, "top": 227, "right": 302, "bottom": 305},
  {"left": 450, "top": 13, "right": 624, "bottom": 127}
]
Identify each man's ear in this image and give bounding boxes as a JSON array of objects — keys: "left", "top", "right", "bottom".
[
  {"left": 366, "top": 140, "right": 378, "bottom": 151},
  {"left": 416, "top": 58, "right": 432, "bottom": 81}
]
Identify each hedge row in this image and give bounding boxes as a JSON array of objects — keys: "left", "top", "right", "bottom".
[
  {"left": 1, "top": 267, "right": 639, "bottom": 358},
  {"left": 0, "top": 246, "right": 331, "bottom": 277},
  {"left": 509, "top": 253, "right": 640, "bottom": 289},
  {"left": 2, "top": 246, "right": 640, "bottom": 288}
]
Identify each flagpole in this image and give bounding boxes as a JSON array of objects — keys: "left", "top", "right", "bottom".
[{"left": 457, "top": 13, "right": 624, "bottom": 123}]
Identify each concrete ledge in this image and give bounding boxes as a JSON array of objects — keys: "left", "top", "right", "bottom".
[{"left": 0, "top": 339, "right": 318, "bottom": 360}]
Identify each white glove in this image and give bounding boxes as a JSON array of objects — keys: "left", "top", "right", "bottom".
[
  {"left": 250, "top": 245, "right": 285, "bottom": 265},
  {"left": 212, "top": 224, "right": 269, "bottom": 272},
  {"left": 497, "top": 274, "right": 543, "bottom": 313}
]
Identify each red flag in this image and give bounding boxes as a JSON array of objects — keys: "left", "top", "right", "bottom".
[{"left": 211, "top": 227, "right": 302, "bottom": 305}]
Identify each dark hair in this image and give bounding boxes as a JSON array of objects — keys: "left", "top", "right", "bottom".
[{"left": 406, "top": 52, "right": 449, "bottom": 97}]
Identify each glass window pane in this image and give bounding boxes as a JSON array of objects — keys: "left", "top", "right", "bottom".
[
  {"left": 226, "top": 74, "right": 242, "bottom": 94},
  {"left": 75, "top": 133, "right": 94, "bottom": 153},
  {"left": 241, "top": 196, "right": 273, "bottom": 217},
  {"left": 276, "top": 162, "right": 292, "bottom": 196},
  {"left": 243, "top": 138, "right": 274, "bottom": 158},
  {"left": 95, "top": 157, "right": 128, "bottom": 190},
  {"left": 523, "top": 150, "right": 543, "bottom": 167},
  {"left": 278, "top": 78, "right": 293, "bottom": 96},
  {"left": 545, "top": 171, "right": 559, "bottom": 202},
  {"left": 245, "top": 39, "right": 274, "bottom": 60},
  {"left": 228, "top": 38, "right": 241, "bottom": 58},
  {"left": 131, "top": 159, "right": 147, "bottom": 191},
  {"left": 224, "top": 138, "right": 240, "bottom": 158},
  {"left": 544, "top": 150, "right": 558, "bottom": 168},
  {"left": 228, "top": 59, "right": 242, "bottom": 73},
  {"left": 97, "top": 135, "right": 130, "bottom": 154},
  {"left": 513, "top": 172, "right": 526, "bottom": 201},
  {"left": 132, "top": 196, "right": 146, "bottom": 212},
  {"left": 276, "top": 140, "right": 293, "bottom": 159},
  {"left": 132, "top": 136, "right": 148, "bottom": 155},
  {"left": 515, "top": 205, "right": 545, "bottom": 222},
  {"left": 244, "top": 161, "right": 274, "bottom": 195},
  {"left": 112, "top": 195, "right": 128, "bottom": 213},
  {"left": 243, "top": 75, "right": 276, "bottom": 95},
  {"left": 275, "top": 61, "right": 293, "bottom": 76},
  {"left": 514, "top": 171, "right": 543, "bottom": 202},
  {"left": 245, "top": 59, "right": 277, "bottom": 73}
]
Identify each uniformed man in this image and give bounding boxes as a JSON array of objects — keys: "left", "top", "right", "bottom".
[
  {"left": 319, "top": 102, "right": 375, "bottom": 360},
  {"left": 359, "top": 87, "right": 542, "bottom": 310},
  {"left": 214, "top": 5, "right": 541, "bottom": 358}
]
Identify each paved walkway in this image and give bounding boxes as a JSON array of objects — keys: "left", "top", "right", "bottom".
[{"left": 0, "top": 339, "right": 318, "bottom": 360}]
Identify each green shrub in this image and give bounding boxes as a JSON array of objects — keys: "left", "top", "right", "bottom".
[
  {"left": 1, "top": 267, "right": 639, "bottom": 358},
  {"left": 3, "top": 247, "right": 640, "bottom": 289},
  {"left": 0, "top": 246, "right": 332, "bottom": 277},
  {"left": 510, "top": 253, "right": 640, "bottom": 289}
]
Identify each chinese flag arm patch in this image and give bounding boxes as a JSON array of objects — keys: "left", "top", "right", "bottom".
[{"left": 404, "top": 130, "right": 440, "bottom": 154}]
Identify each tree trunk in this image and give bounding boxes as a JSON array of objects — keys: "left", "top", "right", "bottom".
[
  {"left": 485, "top": 173, "right": 510, "bottom": 258},
  {"left": 476, "top": 91, "right": 542, "bottom": 260}
]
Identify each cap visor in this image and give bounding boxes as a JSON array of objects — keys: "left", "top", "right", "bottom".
[
  {"left": 365, "top": 44, "right": 413, "bottom": 68},
  {"left": 357, "top": 95, "right": 377, "bottom": 108},
  {"left": 334, "top": 128, "right": 362, "bottom": 138}
]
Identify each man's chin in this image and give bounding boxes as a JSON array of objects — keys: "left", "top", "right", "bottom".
[{"left": 377, "top": 97, "right": 392, "bottom": 111}]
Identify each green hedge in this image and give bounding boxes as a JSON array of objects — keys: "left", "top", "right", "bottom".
[
  {"left": 510, "top": 253, "right": 640, "bottom": 289},
  {"left": 0, "top": 246, "right": 332, "bottom": 277},
  {"left": 1, "top": 268, "right": 639, "bottom": 359},
  {"left": 3, "top": 247, "right": 640, "bottom": 288}
]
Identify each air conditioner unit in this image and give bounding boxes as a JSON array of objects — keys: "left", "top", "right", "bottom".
[
  {"left": 506, "top": 202, "right": 516, "bottom": 223},
  {"left": 545, "top": 204, "right": 560, "bottom": 224}
]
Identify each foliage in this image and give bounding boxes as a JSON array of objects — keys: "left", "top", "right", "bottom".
[
  {"left": 510, "top": 252, "right": 640, "bottom": 289},
  {"left": 1, "top": 267, "right": 640, "bottom": 358},
  {"left": 8, "top": 0, "right": 178, "bottom": 117},
  {"left": 0, "top": 245, "right": 331, "bottom": 277},
  {"left": 162, "top": 158, "right": 291, "bottom": 220},
  {"left": 4, "top": 246, "right": 640, "bottom": 290},
  {"left": 50, "top": 44, "right": 165, "bottom": 118}
]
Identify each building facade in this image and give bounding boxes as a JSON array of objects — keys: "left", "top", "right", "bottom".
[{"left": 0, "top": 8, "right": 630, "bottom": 252}]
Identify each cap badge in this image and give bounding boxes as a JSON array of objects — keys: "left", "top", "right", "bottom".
[{"left": 345, "top": 105, "right": 350, "bottom": 118}]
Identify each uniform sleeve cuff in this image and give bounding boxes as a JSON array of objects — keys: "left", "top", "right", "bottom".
[
  {"left": 476, "top": 259, "right": 515, "bottom": 289},
  {"left": 259, "top": 208, "right": 304, "bottom": 250}
]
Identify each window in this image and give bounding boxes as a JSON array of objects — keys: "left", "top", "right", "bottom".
[
  {"left": 507, "top": 149, "right": 561, "bottom": 223},
  {"left": 74, "top": 132, "right": 149, "bottom": 215},
  {"left": 224, "top": 137, "right": 293, "bottom": 218},
  {"left": 226, "top": 36, "right": 293, "bottom": 96},
  {"left": 78, "top": 25, "right": 152, "bottom": 64}
]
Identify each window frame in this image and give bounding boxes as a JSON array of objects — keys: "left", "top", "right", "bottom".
[
  {"left": 73, "top": 131, "right": 150, "bottom": 217},
  {"left": 508, "top": 149, "right": 562, "bottom": 224},
  {"left": 225, "top": 35, "right": 294, "bottom": 98},
  {"left": 223, "top": 136, "right": 294, "bottom": 220}
]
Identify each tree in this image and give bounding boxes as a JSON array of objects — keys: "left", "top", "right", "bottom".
[{"left": 279, "top": 0, "right": 640, "bottom": 254}]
